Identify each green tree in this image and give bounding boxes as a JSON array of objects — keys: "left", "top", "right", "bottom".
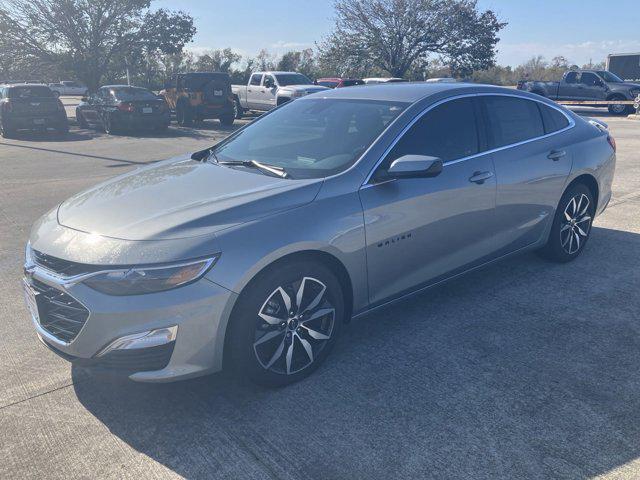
[
  {"left": 0, "top": 0, "right": 196, "bottom": 90},
  {"left": 195, "top": 48, "right": 242, "bottom": 73},
  {"left": 318, "top": 0, "right": 506, "bottom": 79}
]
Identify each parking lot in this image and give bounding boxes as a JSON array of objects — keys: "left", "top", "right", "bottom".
[{"left": 1, "top": 103, "right": 640, "bottom": 479}]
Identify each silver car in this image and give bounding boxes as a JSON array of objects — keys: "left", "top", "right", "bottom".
[{"left": 23, "top": 83, "right": 616, "bottom": 386}]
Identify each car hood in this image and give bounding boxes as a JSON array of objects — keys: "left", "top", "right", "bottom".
[
  {"left": 612, "top": 82, "right": 640, "bottom": 90},
  {"left": 57, "top": 155, "right": 323, "bottom": 241}
]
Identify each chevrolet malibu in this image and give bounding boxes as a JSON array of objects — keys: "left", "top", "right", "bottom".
[{"left": 23, "top": 83, "right": 616, "bottom": 386}]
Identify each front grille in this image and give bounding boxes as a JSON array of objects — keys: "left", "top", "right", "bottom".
[
  {"left": 32, "top": 279, "right": 89, "bottom": 343},
  {"left": 32, "top": 250, "right": 101, "bottom": 277}
]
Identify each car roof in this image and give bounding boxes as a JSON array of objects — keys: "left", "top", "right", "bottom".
[
  {"left": 101, "top": 85, "right": 150, "bottom": 89},
  {"left": 1, "top": 83, "right": 49, "bottom": 88},
  {"left": 305, "top": 82, "right": 520, "bottom": 103}
]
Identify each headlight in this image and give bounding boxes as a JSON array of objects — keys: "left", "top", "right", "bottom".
[{"left": 82, "top": 256, "right": 218, "bottom": 296}]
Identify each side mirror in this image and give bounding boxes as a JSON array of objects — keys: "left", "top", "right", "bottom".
[{"left": 387, "top": 155, "right": 443, "bottom": 179}]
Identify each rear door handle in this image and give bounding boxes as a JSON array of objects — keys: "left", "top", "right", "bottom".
[
  {"left": 548, "top": 150, "right": 566, "bottom": 161},
  {"left": 469, "top": 171, "right": 494, "bottom": 184}
]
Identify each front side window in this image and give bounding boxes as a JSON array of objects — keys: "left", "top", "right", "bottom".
[
  {"left": 580, "top": 73, "right": 601, "bottom": 86},
  {"left": 483, "top": 96, "right": 544, "bottom": 148},
  {"left": 383, "top": 97, "right": 479, "bottom": 169},
  {"left": 565, "top": 72, "right": 579, "bottom": 84},
  {"left": 213, "top": 98, "right": 407, "bottom": 179}
]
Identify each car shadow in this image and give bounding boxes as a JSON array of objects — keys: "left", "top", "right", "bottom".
[
  {"left": 2, "top": 130, "right": 94, "bottom": 142},
  {"left": 73, "top": 226, "right": 640, "bottom": 479}
]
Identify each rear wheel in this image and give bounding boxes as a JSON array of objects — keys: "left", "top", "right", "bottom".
[
  {"left": 176, "top": 102, "right": 193, "bottom": 126},
  {"left": 227, "top": 261, "right": 344, "bottom": 387},
  {"left": 103, "top": 114, "right": 120, "bottom": 135},
  {"left": 0, "top": 122, "right": 15, "bottom": 138},
  {"left": 539, "top": 184, "right": 595, "bottom": 262},
  {"left": 219, "top": 114, "right": 234, "bottom": 127},
  {"left": 233, "top": 97, "right": 243, "bottom": 119},
  {"left": 76, "top": 110, "right": 89, "bottom": 129}
]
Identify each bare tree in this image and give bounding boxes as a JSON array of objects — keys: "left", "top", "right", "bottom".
[
  {"left": 318, "top": 0, "right": 505, "bottom": 78},
  {"left": 195, "top": 48, "right": 242, "bottom": 73}
]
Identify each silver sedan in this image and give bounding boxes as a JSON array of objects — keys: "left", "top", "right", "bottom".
[{"left": 23, "top": 83, "right": 616, "bottom": 386}]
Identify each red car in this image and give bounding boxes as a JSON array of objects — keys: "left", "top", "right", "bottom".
[{"left": 315, "top": 78, "right": 365, "bottom": 89}]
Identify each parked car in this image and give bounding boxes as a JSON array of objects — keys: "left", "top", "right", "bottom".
[
  {"left": 76, "top": 85, "right": 170, "bottom": 134},
  {"left": 160, "top": 72, "right": 235, "bottom": 127},
  {"left": 363, "top": 77, "right": 407, "bottom": 84},
  {"left": 48, "top": 81, "right": 89, "bottom": 98},
  {"left": 24, "top": 83, "right": 615, "bottom": 387},
  {"left": 518, "top": 69, "right": 640, "bottom": 115},
  {"left": 0, "top": 84, "right": 68, "bottom": 137},
  {"left": 232, "top": 71, "right": 328, "bottom": 118},
  {"left": 315, "top": 77, "right": 365, "bottom": 88},
  {"left": 425, "top": 77, "right": 457, "bottom": 83}
]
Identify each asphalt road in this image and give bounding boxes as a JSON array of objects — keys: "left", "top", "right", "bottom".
[{"left": 1, "top": 108, "right": 640, "bottom": 479}]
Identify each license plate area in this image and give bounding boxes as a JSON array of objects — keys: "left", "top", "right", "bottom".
[
  {"left": 213, "top": 90, "right": 223, "bottom": 96},
  {"left": 23, "top": 280, "right": 40, "bottom": 324},
  {"left": 142, "top": 107, "right": 153, "bottom": 114},
  {"left": 33, "top": 118, "right": 45, "bottom": 125}
]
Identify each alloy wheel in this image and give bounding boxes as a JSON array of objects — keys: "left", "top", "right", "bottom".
[
  {"left": 610, "top": 103, "right": 626, "bottom": 115},
  {"left": 253, "top": 276, "right": 335, "bottom": 375},
  {"left": 560, "top": 193, "right": 592, "bottom": 255}
]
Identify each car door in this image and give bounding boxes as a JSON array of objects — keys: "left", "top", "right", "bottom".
[
  {"left": 481, "top": 95, "right": 573, "bottom": 255},
  {"left": 359, "top": 96, "right": 498, "bottom": 305},
  {"left": 260, "top": 74, "right": 278, "bottom": 110},
  {"left": 579, "top": 72, "right": 607, "bottom": 100},
  {"left": 557, "top": 72, "right": 579, "bottom": 100},
  {"left": 246, "top": 74, "right": 263, "bottom": 110}
]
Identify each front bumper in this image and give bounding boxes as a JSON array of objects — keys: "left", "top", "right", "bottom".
[{"left": 24, "top": 265, "right": 237, "bottom": 382}]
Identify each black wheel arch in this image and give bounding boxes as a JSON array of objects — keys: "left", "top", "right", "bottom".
[{"left": 564, "top": 174, "right": 599, "bottom": 210}]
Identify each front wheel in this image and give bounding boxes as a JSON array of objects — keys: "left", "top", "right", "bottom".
[
  {"left": 219, "top": 114, "right": 234, "bottom": 127},
  {"left": 608, "top": 96, "right": 633, "bottom": 115},
  {"left": 228, "top": 261, "right": 344, "bottom": 387},
  {"left": 539, "top": 184, "right": 595, "bottom": 262}
]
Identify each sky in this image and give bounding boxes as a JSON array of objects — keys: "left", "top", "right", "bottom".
[{"left": 154, "top": 0, "right": 640, "bottom": 67}]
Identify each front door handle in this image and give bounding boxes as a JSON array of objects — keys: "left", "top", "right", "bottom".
[
  {"left": 548, "top": 150, "right": 566, "bottom": 161},
  {"left": 469, "top": 171, "right": 494, "bottom": 184}
]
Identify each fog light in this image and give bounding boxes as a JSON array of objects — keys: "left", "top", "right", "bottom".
[{"left": 97, "top": 326, "right": 177, "bottom": 357}]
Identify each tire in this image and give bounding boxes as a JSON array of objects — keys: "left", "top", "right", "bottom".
[
  {"left": 103, "top": 114, "right": 119, "bottom": 135},
  {"left": 0, "top": 122, "right": 15, "bottom": 138},
  {"left": 56, "top": 123, "right": 69, "bottom": 136},
  {"left": 77, "top": 111, "right": 89, "bottom": 129},
  {"left": 608, "top": 95, "right": 633, "bottom": 115},
  {"left": 227, "top": 260, "right": 344, "bottom": 387},
  {"left": 233, "top": 97, "right": 243, "bottom": 119},
  {"left": 176, "top": 102, "right": 193, "bottom": 126},
  {"left": 155, "top": 123, "right": 169, "bottom": 133},
  {"left": 539, "top": 184, "right": 595, "bottom": 263},
  {"left": 219, "top": 114, "right": 234, "bottom": 127}
]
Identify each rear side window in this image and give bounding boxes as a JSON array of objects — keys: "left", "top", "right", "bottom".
[
  {"left": 538, "top": 104, "right": 570, "bottom": 134},
  {"left": 249, "top": 74, "right": 262, "bottom": 86},
  {"left": 483, "top": 96, "right": 544, "bottom": 148},
  {"left": 387, "top": 97, "right": 479, "bottom": 164}
]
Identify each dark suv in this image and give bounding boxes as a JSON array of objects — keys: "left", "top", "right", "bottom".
[
  {"left": 161, "top": 72, "right": 235, "bottom": 126},
  {"left": 0, "top": 84, "right": 69, "bottom": 137}
]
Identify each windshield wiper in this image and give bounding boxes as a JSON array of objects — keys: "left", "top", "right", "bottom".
[{"left": 215, "top": 159, "right": 290, "bottom": 178}]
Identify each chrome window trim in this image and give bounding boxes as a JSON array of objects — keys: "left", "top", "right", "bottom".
[{"left": 361, "top": 92, "right": 576, "bottom": 187}]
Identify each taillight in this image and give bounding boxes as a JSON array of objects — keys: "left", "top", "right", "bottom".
[
  {"left": 117, "top": 102, "right": 135, "bottom": 112},
  {"left": 607, "top": 134, "right": 616, "bottom": 152},
  {"left": 1, "top": 99, "right": 12, "bottom": 113}
]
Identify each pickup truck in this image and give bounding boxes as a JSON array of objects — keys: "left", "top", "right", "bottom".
[
  {"left": 48, "top": 81, "right": 89, "bottom": 97},
  {"left": 231, "top": 71, "right": 328, "bottom": 118},
  {"left": 518, "top": 69, "right": 640, "bottom": 115}
]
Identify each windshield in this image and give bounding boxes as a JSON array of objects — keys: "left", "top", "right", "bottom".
[
  {"left": 9, "top": 86, "right": 53, "bottom": 98},
  {"left": 317, "top": 81, "right": 339, "bottom": 88},
  {"left": 184, "top": 74, "right": 230, "bottom": 90},
  {"left": 112, "top": 88, "right": 157, "bottom": 101},
  {"left": 596, "top": 71, "right": 623, "bottom": 83},
  {"left": 275, "top": 73, "right": 313, "bottom": 86},
  {"left": 213, "top": 98, "right": 407, "bottom": 179}
]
